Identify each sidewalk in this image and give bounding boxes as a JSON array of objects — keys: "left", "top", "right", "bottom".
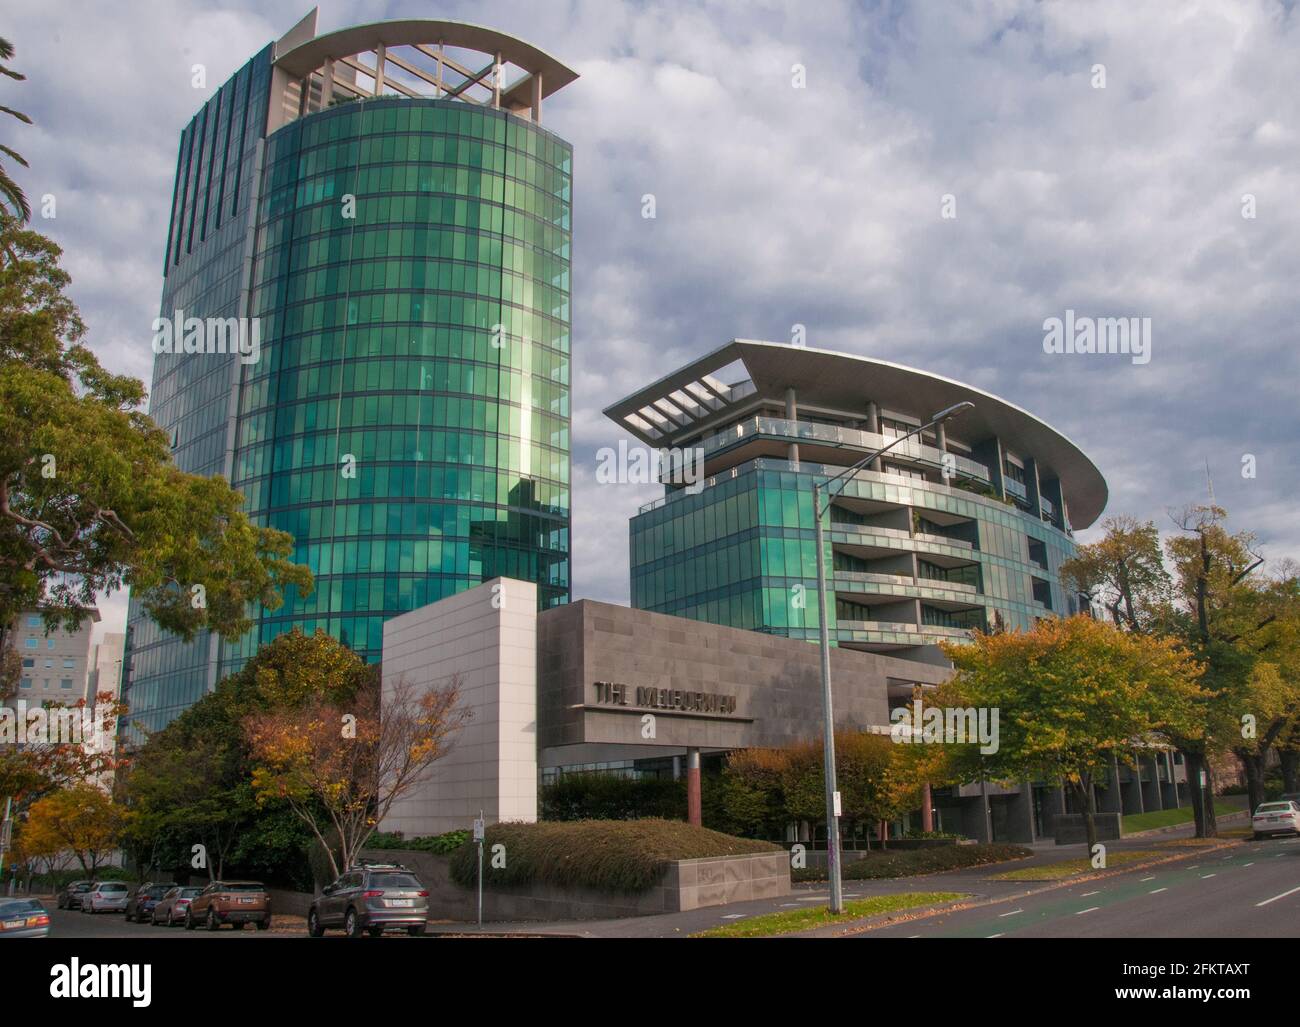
[{"left": 424, "top": 822, "right": 1232, "bottom": 939}]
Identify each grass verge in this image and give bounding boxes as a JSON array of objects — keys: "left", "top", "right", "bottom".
[
  {"left": 792, "top": 843, "right": 1032, "bottom": 883},
  {"left": 990, "top": 849, "right": 1160, "bottom": 881},
  {"left": 448, "top": 819, "right": 780, "bottom": 893},
  {"left": 692, "top": 892, "right": 966, "bottom": 938},
  {"left": 1121, "top": 796, "right": 1246, "bottom": 834}
]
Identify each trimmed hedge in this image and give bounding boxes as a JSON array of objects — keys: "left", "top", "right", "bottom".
[
  {"left": 366, "top": 829, "right": 469, "bottom": 855},
  {"left": 448, "top": 819, "right": 780, "bottom": 894},
  {"left": 540, "top": 772, "right": 686, "bottom": 821},
  {"left": 792, "top": 842, "right": 1032, "bottom": 882}
]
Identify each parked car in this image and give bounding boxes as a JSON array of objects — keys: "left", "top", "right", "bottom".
[
  {"left": 81, "top": 882, "right": 130, "bottom": 914},
  {"left": 124, "top": 884, "right": 172, "bottom": 923},
  {"left": 185, "top": 881, "right": 271, "bottom": 931},
  {"left": 1252, "top": 800, "right": 1300, "bottom": 839},
  {"left": 308, "top": 863, "right": 430, "bottom": 938},
  {"left": 0, "top": 898, "right": 51, "bottom": 938},
  {"left": 56, "top": 881, "right": 95, "bottom": 910},
  {"left": 151, "top": 886, "right": 203, "bottom": 927}
]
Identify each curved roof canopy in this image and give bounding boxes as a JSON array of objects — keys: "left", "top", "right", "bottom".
[
  {"left": 604, "top": 339, "right": 1108, "bottom": 528},
  {"left": 272, "top": 15, "right": 577, "bottom": 124}
]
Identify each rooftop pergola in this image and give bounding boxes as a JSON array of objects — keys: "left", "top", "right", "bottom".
[
  {"left": 268, "top": 10, "right": 578, "bottom": 131},
  {"left": 604, "top": 339, "right": 1109, "bottom": 528}
]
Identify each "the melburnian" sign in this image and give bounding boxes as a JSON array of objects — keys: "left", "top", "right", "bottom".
[{"left": 591, "top": 680, "right": 738, "bottom": 715}]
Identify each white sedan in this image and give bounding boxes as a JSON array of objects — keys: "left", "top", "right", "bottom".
[
  {"left": 81, "top": 882, "right": 131, "bottom": 913},
  {"left": 1251, "top": 801, "right": 1300, "bottom": 839}
]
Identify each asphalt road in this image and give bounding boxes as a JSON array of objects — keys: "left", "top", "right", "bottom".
[{"left": 867, "top": 836, "right": 1300, "bottom": 938}]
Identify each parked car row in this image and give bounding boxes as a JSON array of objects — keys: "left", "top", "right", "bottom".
[
  {"left": 44, "top": 862, "right": 432, "bottom": 938},
  {"left": 55, "top": 879, "right": 272, "bottom": 930}
]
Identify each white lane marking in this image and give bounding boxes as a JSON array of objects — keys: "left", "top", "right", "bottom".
[
  {"left": 1255, "top": 885, "right": 1300, "bottom": 908},
  {"left": 907, "top": 934, "right": 922, "bottom": 938},
  {"left": 1139, "top": 876, "right": 1155, "bottom": 882},
  {"left": 1243, "top": 862, "right": 1255, "bottom": 868},
  {"left": 1200, "top": 874, "right": 1216, "bottom": 879},
  {"left": 998, "top": 909, "right": 1023, "bottom": 918},
  {"left": 986, "top": 932, "right": 1004, "bottom": 938},
  {"left": 1081, "top": 891, "right": 1100, "bottom": 897},
  {"left": 1149, "top": 888, "right": 1167, "bottom": 894},
  {"left": 1188, "top": 865, "right": 1200, "bottom": 870},
  {"left": 721, "top": 914, "right": 745, "bottom": 919},
  {"left": 1076, "top": 907, "right": 1100, "bottom": 915}
]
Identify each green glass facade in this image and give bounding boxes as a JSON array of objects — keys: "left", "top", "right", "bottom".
[
  {"left": 124, "top": 45, "right": 572, "bottom": 737},
  {"left": 122, "top": 46, "right": 275, "bottom": 737},
  {"left": 226, "top": 97, "right": 571, "bottom": 667},
  {"left": 631, "top": 457, "right": 1080, "bottom": 652}
]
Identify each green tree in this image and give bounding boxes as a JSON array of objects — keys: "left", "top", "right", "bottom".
[
  {"left": 937, "top": 615, "right": 1206, "bottom": 853},
  {"left": 0, "top": 215, "right": 311, "bottom": 636},
  {"left": 119, "top": 629, "right": 374, "bottom": 886}
]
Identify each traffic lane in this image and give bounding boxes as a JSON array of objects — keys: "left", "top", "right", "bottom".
[{"left": 870, "top": 839, "right": 1300, "bottom": 938}]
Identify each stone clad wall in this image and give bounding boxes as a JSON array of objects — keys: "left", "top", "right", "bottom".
[{"left": 358, "top": 847, "right": 790, "bottom": 921}]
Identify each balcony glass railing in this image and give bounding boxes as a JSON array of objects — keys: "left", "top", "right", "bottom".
[{"left": 661, "top": 416, "right": 991, "bottom": 484}]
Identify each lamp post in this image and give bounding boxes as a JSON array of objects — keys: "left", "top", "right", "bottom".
[{"left": 812, "top": 400, "right": 974, "bottom": 913}]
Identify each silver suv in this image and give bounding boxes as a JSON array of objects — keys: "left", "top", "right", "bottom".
[{"left": 308, "top": 862, "right": 429, "bottom": 938}]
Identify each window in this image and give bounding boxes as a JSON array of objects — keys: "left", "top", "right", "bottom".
[
  {"left": 26, "top": 615, "right": 40, "bottom": 627},
  {"left": 21, "top": 659, "right": 33, "bottom": 668},
  {"left": 62, "top": 658, "right": 75, "bottom": 669},
  {"left": 20, "top": 678, "right": 32, "bottom": 689},
  {"left": 47, "top": 639, "right": 55, "bottom": 649},
  {"left": 43, "top": 660, "right": 52, "bottom": 669},
  {"left": 23, "top": 638, "right": 36, "bottom": 649},
  {"left": 60, "top": 679, "right": 73, "bottom": 690}
]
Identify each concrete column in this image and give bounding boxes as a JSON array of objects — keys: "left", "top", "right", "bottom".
[
  {"left": 866, "top": 401, "right": 882, "bottom": 471},
  {"left": 1142, "top": 755, "right": 1164, "bottom": 811},
  {"left": 935, "top": 422, "right": 947, "bottom": 453},
  {"left": 686, "top": 747, "right": 701, "bottom": 827},
  {"left": 1005, "top": 781, "right": 1036, "bottom": 843},
  {"left": 1162, "top": 751, "right": 1181, "bottom": 808},
  {"left": 784, "top": 386, "right": 799, "bottom": 468},
  {"left": 1100, "top": 755, "right": 1124, "bottom": 814},
  {"left": 1122, "top": 756, "right": 1145, "bottom": 815}
]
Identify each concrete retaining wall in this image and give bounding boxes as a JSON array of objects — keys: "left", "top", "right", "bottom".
[{"left": 359, "top": 847, "right": 789, "bottom": 921}]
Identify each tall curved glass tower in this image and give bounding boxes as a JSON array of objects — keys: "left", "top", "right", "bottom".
[{"left": 123, "top": 12, "right": 575, "bottom": 736}]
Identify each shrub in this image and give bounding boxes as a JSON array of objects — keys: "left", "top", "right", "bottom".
[
  {"left": 540, "top": 772, "right": 686, "bottom": 821},
  {"left": 791, "top": 842, "right": 1031, "bottom": 882},
  {"left": 365, "top": 829, "right": 469, "bottom": 855},
  {"left": 448, "top": 819, "right": 780, "bottom": 894}
]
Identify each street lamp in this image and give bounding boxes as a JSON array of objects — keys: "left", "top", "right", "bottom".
[{"left": 812, "top": 400, "right": 974, "bottom": 913}]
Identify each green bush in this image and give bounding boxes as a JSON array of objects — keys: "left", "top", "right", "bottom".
[
  {"left": 365, "top": 829, "right": 469, "bottom": 855},
  {"left": 540, "top": 772, "right": 686, "bottom": 821},
  {"left": 792, "top": 842, "right": 1031, "bottom": 882},
  {"left": 448, "top": 819, "right": 780, "bottom": 894}
]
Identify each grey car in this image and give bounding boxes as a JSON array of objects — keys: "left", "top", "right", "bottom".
[
  {"left": 0, "top": 898, "right": 51, "bottom": 937},
  {"left": 308, "top": 863, "right": 429, "bottom": 938},
  {"left": 81, "top": 881, "right": 130, "bottom": 914}
]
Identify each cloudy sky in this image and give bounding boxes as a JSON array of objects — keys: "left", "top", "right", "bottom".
[{"left": 7, "top": 0, "right": 1299, "bottom": 638}]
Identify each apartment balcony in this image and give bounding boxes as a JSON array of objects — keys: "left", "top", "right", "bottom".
[{"left": 661, "top": 416, "right": 992, "bottom": 485}]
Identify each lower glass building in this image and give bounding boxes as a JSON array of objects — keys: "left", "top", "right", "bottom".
[
  {"left": 606, "top": 340, "right": 1107, "bottom": 662},
  {"left": 122, "top": 14, "right": 576, "bottom": 737}
]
